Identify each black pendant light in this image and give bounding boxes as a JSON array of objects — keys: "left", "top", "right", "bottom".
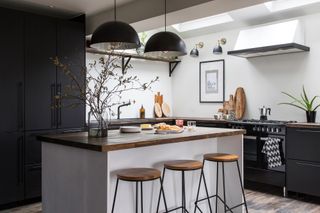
[
  {"left": 90, "top": 0, "right": 140, "bottom": 51},
  {"left": 213, "top": 38, "right": 227, "bottom": 55},
  {"left": 144, "top": 0, "right": 187, "bottom": 58}
]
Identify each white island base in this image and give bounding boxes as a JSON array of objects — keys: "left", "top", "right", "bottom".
[{"left": 42, "top": 133, "right": 243, "bottom": 213}]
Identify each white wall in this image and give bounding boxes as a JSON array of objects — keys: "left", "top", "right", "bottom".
[
  {"left": 86, "top": 54, "right": 173, "bottom": 119},
  {"left": 172, "top": 12, "right": 320, "bottom": 122}
]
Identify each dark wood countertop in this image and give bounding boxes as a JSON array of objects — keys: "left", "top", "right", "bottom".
[
  {"left": 38, "top": 127, "right": 245, "bottom": 153},
  {"left": 286, "top": 122, "right": 320, "bottom": 129}
]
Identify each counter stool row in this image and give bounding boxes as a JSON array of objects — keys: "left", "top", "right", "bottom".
[{"left": 111, "top": 153, "right": 248, "bottom": 213}]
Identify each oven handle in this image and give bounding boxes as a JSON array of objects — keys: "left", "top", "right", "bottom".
[
  {"left": 260, "top": 135, "right": 285, "bottom": 141},
  {"left": 244, "top": 136, "right": 257, "bottom": 140}
]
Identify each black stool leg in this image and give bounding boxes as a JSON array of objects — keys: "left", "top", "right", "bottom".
[
  {"left": 201, "top": 161, "right": 213, "bottom": 213},
  {"left": 111, "top": 178, "right": 120, "bottom": 213},
  {"left": 140, "top": 181, "right": 143, "bottom": 213},
  {"left": 156, "top": 168, "right": 168, "bottom": 213},
  {"left": 194, "top": 167, "right": 203, "bottom": 213},
  {"left": 215, "top": 162, "right": 219, "bottom": 213},
  {"left": 222, "top": 162, "right": 227, "bottom": 213},
  {"left": 136, "top": 182, "right": 139, "bottom": 213},
  {"left": 182, "top": 171, "right": 186, "bottom": 213},
  {"left": 236, "top": 161, "right": 248, "bottom": 213}
]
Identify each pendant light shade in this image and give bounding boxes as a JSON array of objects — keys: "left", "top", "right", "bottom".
[
  {"left": 90, "top": 21, "right": 140, "bottom": 51},
  {"left": 144, "top": 0, "right": 187, "bottom": 58},
  {"left": 90, "top": 0, "right": 140, "bottom": 51},
  {"left": 144, "top": 31, "right": 187, "bottom": 57}
]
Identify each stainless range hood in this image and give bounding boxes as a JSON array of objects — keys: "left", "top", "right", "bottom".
[{"left": 228, "top": 20, "right": 310, "bottom": 58}]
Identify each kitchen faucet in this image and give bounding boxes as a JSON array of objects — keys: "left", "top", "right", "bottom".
[{"left": 117, "top": 100, "right": 135, "bottom": 119}]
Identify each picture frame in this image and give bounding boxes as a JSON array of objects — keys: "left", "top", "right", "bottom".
[{"left": 199, "top": 59, "right": 225, "bottom": 103}]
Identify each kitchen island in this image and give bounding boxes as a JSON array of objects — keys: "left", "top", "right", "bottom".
[{"left": 38, "top": 127, "right": 245, "bottom": 213}]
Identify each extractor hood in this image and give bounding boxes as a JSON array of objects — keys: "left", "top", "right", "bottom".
[{"left": 228, "top": 20, "right": 310, "bottom": 58}]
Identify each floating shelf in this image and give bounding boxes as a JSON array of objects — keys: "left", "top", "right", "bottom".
[
  {"left": 227, "top": 43, "right": 310, "bottom": 58},
  {"left": 86, "top": 47, "right": 181, "bottom": 76}
]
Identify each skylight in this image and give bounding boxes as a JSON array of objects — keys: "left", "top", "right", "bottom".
[
  {"left": 265, "top": 0, "right": 320, "bottom": 12},
  {"left": 172, "top": 13, "right": 234, "bottom": 32}
]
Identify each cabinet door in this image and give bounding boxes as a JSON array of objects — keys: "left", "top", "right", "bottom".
[
  {"left": 25, "top": 164, "right": 42, "bottom": 199},
  {"left": 0, "top": 132, "right": 24, "bottom": 205},
  {"left": 25, "top": 15, "right": 57, "bottom": 131},
  {"left": 0, "top": 8, "right": 24, "bottom": 133},
  {"left": 56, "top": 20, "right": 85, "bottom": 129}
]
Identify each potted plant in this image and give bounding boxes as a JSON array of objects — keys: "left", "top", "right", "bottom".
[
  {"left": 52, "top": 54, "right": 158, "bottom": 137},
  {"left": 280, "top": 86, "right": 320, "bottom": 123}
]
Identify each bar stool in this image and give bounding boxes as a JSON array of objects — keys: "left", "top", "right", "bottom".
[
  {"left": 194, "top": 153, "right": 248, "bottom": 213},
  {"left": 111, "top": 168, "right": 168, "bottom": 213},
  {"left": 156, "top": 160, "right": 210, "bottom": 213}
]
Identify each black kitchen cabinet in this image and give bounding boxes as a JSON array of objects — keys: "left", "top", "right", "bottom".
[
  {"left": 0, "top": 133, "right": 24, "bottom": 205},
  {"left": 0, "top": 8, "right": 25, "bottom": 206},
  {"left": 25, "top": 15, "right": 57, "bottom": 131},
  {"left": 286, "top": 127, "right": 320, "bottom": 197},
  {"left": 0, "top": 6, "right": 85, "bottom": 208},
  {"left": 57, "top": 20, "right": 86, "bottom": 129}
]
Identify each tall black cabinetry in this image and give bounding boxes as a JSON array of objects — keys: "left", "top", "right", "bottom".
[{"left": 0, "top": 7, "right": 85, "bottom": 207}]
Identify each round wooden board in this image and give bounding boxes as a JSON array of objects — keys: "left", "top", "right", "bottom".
[
  {"left": 162, "top": 102, "right": 171, "bottom": 117},
  {"left": 234, "top": 87, "right": 246, "bottom": 120},
  {"left": 154, "top": 103, "right": 163, "bottom": 118}
]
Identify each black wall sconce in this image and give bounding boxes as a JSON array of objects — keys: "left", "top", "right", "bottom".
[
  {"left": 190, "top": 42, "right": 204, "bottom": 57},
  {"left": 213, "top": 38, "right": 227, "bottom": 54}
]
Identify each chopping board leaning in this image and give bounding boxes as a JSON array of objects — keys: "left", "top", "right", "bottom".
[
  {"left": 154, "top": 103, "right": 163, "bottom": 118},
  {"left": 234, "top": 87, "right": 246, "bottom": 120}
]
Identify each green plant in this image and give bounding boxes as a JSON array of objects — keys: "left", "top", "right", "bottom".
[{"left": 279, "top": 86, "right": 320, "bottom": 112}]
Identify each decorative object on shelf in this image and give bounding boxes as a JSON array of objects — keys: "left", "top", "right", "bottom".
[
  {"left": 213, "top": 38, "right": 227, "bottom": 55},
  {"left": 136, "top": 32, "right": 147, "bottom": 55},
  {"left": 190, "top": 42, "right": 204, "bottom": 57},
  {"left": 199, "top": 59, "right": 225, "bottom": 103},
  {"left": 234, "top": 87, "right": 246, "bottom": 120},
  {"left": 90, "top": 0, "right": 140, "bottom": 51},
  {"left": 259, "top": 106, "right": 271, "bottom": 120},
  {"left": 161, "top": 102, "right": 171, "bottom": 117},
  {"left": 154, "top": 103, "right": 163, "bottom": 118},
  {"left": 139, "top": 105, "right": 145, "bottom": 119},
  {"left": 144, "top": 0, "right": 187, "bottom": 58},
  {"left": 279, "top": 86, "right": 320, "bottom": 123},
  {"left": 51, "top": 55, "right": 158, "bottom": 137}
]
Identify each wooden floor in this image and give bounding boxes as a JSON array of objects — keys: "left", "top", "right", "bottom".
[{"left": 1, "top": 189, "right": 320, "bottom": 213}]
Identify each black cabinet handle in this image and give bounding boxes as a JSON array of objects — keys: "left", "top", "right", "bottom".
[
  {"left": 29, "top": 165, "right": 42, "bottom": 171},
  {"left": 17, "top": 136, "right": 24, "bottom": 185},
  {"left": 296, "top": 161, "right": 320, "bottom": 168},
  {"left": 296, "top": 129, "right": 320, "bottom": 133},
  {"left": 57, "top": 83, "right": 62, "bottom": 126},
  {"left": 17, "top": 82, "right": 23, "bottom": 130},
  {"left": 51, "top": 84, "right": 56, "bottom": 127}
]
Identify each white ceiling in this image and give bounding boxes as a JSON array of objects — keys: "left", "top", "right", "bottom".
[{"left": 0, "top": 0, "right": 136, "bottom": 18}]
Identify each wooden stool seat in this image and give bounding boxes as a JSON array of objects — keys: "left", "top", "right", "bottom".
[
  {"left": 164, "top": 160, "right": 203, "bottom": 171},
  {"left": 117, "top": 168, "right": 161, "bottom": 181},
  {"left": 204, "top": 153, "right": 239, "bottom": 162}
]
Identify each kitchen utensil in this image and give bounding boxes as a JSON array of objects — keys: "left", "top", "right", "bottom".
[
  {"left": 259, "top": 106, "right": 271, "bottom": 120},
  {"left": 154, "top": 103, "right": 163, "bottom": 118},
  {"left": 234, "top": 87, "right": 246, "bottom": 120},
  {"left": 161, "top": 102, "right": 171, "bottom": 117},
  {"left": 120, "top": 126, "right": 141, "bottom": 133}
]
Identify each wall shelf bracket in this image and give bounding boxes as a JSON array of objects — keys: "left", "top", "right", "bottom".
[
  {"left": 169, "top": 61, "right": 181, "bottom": 77},
  {"left": 122, "top": 56, "right": 132, "bottom": 74}
]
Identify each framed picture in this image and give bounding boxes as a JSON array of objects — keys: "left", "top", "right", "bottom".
[{"left": 199, "top": 59, "right": 225, "bottom": 103}]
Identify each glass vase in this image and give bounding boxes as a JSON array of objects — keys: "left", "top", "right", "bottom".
[{"left": 87, "top": 111, "right": 109, "bottom": 138}]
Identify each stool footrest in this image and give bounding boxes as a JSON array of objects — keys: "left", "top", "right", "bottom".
[{"left": 195, "top": 194, "right": 233, "bottom": 212}]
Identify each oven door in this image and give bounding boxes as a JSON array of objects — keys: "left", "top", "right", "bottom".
[{"left": 244, "top": 135, "right": 258, "bottom": 168}]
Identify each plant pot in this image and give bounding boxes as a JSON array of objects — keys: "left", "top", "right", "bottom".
[{"left": 306, "top": 111, "right": 317, "bottom": 123}]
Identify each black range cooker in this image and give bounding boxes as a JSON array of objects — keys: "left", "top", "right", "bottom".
[{"left": 228, "top": 119, "right": 295, "bottom": 196}]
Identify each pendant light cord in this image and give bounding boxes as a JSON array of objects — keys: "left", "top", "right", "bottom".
[
  {"left": 164, "top": 0, "right": 167, "bottom": 31},
  {"left": 114, "top": 0, "right": 117, "bottom": 21}
]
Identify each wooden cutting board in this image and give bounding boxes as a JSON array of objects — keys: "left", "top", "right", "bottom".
[
  {"left": 161, "top": 102, "right": 171, "bottom": 117},
  {"left": 234, "top": 87, "right": 246, "bottom": 120},
  {"left": 154, "top": 103, "right": 163, "bottom": 118}
]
